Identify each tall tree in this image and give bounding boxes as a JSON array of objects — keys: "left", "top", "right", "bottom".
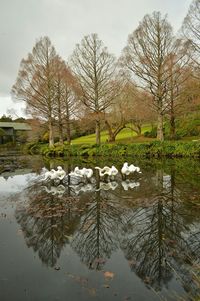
[
  {"left": 53, "top": 57, "right": 78, "bottom": 145},
  {"left": 121, "top": 12, "right": 174, "bottom": 141},
  {"left": 70, "top": 33, "right": 117, "bottom": 145},
  {"left": 12, "top": 36, "right": 58, "bottom": 147},
  {"left": 182, "top": 0, "right": 200, "bottom": 68},
  {"left": 165, "top": 40, "right": 192, "bottom": 139}
]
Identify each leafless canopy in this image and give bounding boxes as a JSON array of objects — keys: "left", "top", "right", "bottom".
[
  {"left": 70, "top": 33, "right": 117, "bottom": 144},
  {"left": 121, "top": 11, "right": 189, "bottom": 140},
  {"left": 182, "top": 0, "right": 200, "bottom": 65}
]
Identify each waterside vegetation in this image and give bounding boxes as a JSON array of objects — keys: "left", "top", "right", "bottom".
[{"left": 26, "top": 140, "right": 200, "bottom": 158}]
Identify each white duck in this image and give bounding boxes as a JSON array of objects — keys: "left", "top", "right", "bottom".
[
  {"left": 44, "top": 169, "right": 58, "bottom": 181},
  {"left": 95, "top": 166, "right": 118, "bottom": 179},
  {"left": 69, "top": 167, "right": 93, "bottom": 179},
  {"left": 83, "top": 168, "right": 93, "bottom": 179},
  {"left": 56, "top": 166, "right": 66, "bottom": 180},
  {"left": 121, "top": 162, "right": 141, "bottom": 177},
  {"left": 69, "top": 167, "right": 84, "bottom": 178},
  {"left": 129, "top": 164, "right": 141, "bottom": 173}
]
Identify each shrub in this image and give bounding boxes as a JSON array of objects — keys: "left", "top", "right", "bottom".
[{"left": 143, "top": 127, "right": 157, "bottom": 138}]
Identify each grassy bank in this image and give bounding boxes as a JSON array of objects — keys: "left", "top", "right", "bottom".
[
  {"left": 72, "top": 125, "right": 151, "bottom": 144},
  {"left": 26, "top": 140, "right": 200, "bottom": 158}
]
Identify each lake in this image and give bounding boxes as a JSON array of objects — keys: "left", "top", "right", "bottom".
[{"left": 0, "top": 155, "right": 200, "bottom": 301}]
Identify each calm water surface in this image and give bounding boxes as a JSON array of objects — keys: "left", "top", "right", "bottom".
[{"left": 0, "top": 155, "right": 200, "bottom": 301}]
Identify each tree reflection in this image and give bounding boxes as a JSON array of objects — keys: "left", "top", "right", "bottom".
[
  {"left": 15, "top": 180, "right": 85, "bottom": 267},
  {"left": 120, "top": 166, "right": 200, "bottom": 296},
  {"left": 71, "top": 177, "right": 127, "bottom": 270}
]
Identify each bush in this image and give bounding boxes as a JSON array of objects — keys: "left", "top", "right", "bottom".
[
  {"left": 144, "top": 127, "right": 157, "bottom": 138},
  {"left": 25, "top": 140, "right": 200, "bottom": 158},
  {"left": 165, "top": 114, "right": 200, "bottom": 138}
]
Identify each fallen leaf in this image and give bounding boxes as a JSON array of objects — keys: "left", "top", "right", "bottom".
[{"left": 104, "top": 271, "right": 114, "bottom": 279}]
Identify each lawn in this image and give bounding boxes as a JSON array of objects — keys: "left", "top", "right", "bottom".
[{"left": 71, "top": 125, "right": 152, "bottom": 144}]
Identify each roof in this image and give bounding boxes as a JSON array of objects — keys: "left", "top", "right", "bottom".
[{"left": 0, "top": 122, "right": 31, "bottom": 130}]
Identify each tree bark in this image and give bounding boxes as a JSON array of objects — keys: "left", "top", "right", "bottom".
[
  {"left": 105, "top": 119, "right": 126, "bottom": 142},
  {"left": 58, "top": 119, "right": 64, "bottom": 145},
  {"left": 170, "top": 110, "right": 176, "bottom": 140},
  {"left": 105, "top": 120, "right": 116, "bottom": 142},
  {"left": 157, "top": 113, "right": 164, "bottom": 141},
  {"left": 49, "top": 117, "right": 54, "bottom": 147},
  {"left": 95, "top": 120, "right": 101, "bottom": 145},
  {"left": 66, "top": 118, "right": 71, "bottom": 144}
]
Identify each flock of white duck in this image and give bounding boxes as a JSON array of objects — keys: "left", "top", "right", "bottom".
[{"left": 42, "top": 162, "right": 141, "bottom": 195}]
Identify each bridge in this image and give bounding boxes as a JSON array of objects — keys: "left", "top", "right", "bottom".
[{"left": 0, "top": 122, "right": 31, "bottom": 144}]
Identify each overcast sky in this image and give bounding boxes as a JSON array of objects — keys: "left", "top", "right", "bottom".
[{"left": 0, "top": 0, "right": 191, "bottom": 117}]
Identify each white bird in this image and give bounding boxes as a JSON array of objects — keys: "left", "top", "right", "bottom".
[
  {"left": 108, "top": 166, "right": 118, "bottom": 177},
  {"left": 69, "top": 167, "right": 93, "bottom": 179},
  {"left": 121, "top": 162, "right": 141, "bottom": 177},
  {"left": 79, "top": 167, "right": 93, "bottom": 179},
  {"left": 56, "top": 166, "right": 66, "bottom": 180},
  {"left": 121, "top": 162, "right": 131, "bottom": 176},
  {"left": 129, "top": 164, "right": 141, "bottom": 173},
  {"left": 95, "top": 166, "right": 118, "bottom": 178},
  {"left": 95, "top": 166, "right": 111, "bottom": 177},
  {"left": 69, "top": 167, "right": 84, "bottom": 178},
  {"left": 44, "top": 169, "right": 58, "bottom": 181}
]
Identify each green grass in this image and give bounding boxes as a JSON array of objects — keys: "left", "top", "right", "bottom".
[{"left": 72, "top": 125, "right": 151, "bottom": 145}]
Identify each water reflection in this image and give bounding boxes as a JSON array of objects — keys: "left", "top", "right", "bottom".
[
  {"left": 15, "top": 180, "right": 85, "bottom": 267},
  {"left": 11, "top": 159, "right": 200, "bottom": 299},
  {"left": 71, "top": 183, "right": 126, "bottom": 270},
  {"left": 121, "top": 166, "right": 200, "bottom": 296}
]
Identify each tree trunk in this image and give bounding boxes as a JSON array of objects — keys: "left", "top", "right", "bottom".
[
  {"left": 108, "top": 133, "right": 115, "bottom": 142},
  {"left": 95, "top": 120, "right": 101, "bottom": 145},
  {"left": 170, "top": 105, "right": 176, "bottom": 140},
  {"left": 157, "top": 113, "right": 164, "bottom": 141},
  {"left": 105, "top": 120, "right": 115, "bottom": 142},
  {"left": 49, "top": 117, "right": 54, "bottom": 147},
  {"left": 66, "top": 119, "right": 71, "bottom": 144},
  {"left": 130, "top": 122, "right": 141, "bottom": 136},
  {"left": 65, "top": 94, "right": 71, "bottom": 144},
  {"left": 58, "top": 120, "right": 64, "bottom": 145}
]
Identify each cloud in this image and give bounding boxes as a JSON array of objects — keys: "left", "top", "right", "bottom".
[{"left": 0, "top": 0, "right": 191, "bottom": 116}]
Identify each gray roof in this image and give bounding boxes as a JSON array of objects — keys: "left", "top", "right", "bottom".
[{"left": 0, "top": 122, "right": 31, "bottom": 130}]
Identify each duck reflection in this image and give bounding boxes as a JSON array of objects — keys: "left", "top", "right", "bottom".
[
  {"left": 15, "top": 179, "right": 85, "bottom": 267},
  {"left": 14, "top": 160, "right": 200, "bottom": 299},
  {"left": 71, "top": 177, "right": 127, "bottom": 270}
]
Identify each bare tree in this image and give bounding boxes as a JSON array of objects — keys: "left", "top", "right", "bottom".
[
  {"left": 182, "top": 0, "right": 200, "bottom": 68},
  {"left": 70, "top": 33, "right": 117, "bottom": 145},
  {"left": 12, "top": 36, "right": 58, "bottom": 147},
  {"left": 53, "top": 57, "right": 79, "bottom": 144},
  {"left": 121, "top": 12, "right": 175, "bottom": 141},
  {"left": 105, "top": 80, "right": 155, "bottom": 142},
  {"left": 163, "top": 40, "right": 192, "bottom": 139}
]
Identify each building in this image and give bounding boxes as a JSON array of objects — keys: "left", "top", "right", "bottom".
[{"left": 0, "top": 122, "right": 31, "bottom": 144}]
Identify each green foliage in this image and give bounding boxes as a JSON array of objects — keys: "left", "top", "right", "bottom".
[
  {"left": 143, "top": 127, "right": 157, "bottom": 138},
  {"left": 0, "top": 114, "right": 13, "bottom": 122},
  {"left": 25, "top": 140, "right": 200, "bottom": 158},
  {"left": 165, "top": 114, "right": 200, "bottom": 139}
]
